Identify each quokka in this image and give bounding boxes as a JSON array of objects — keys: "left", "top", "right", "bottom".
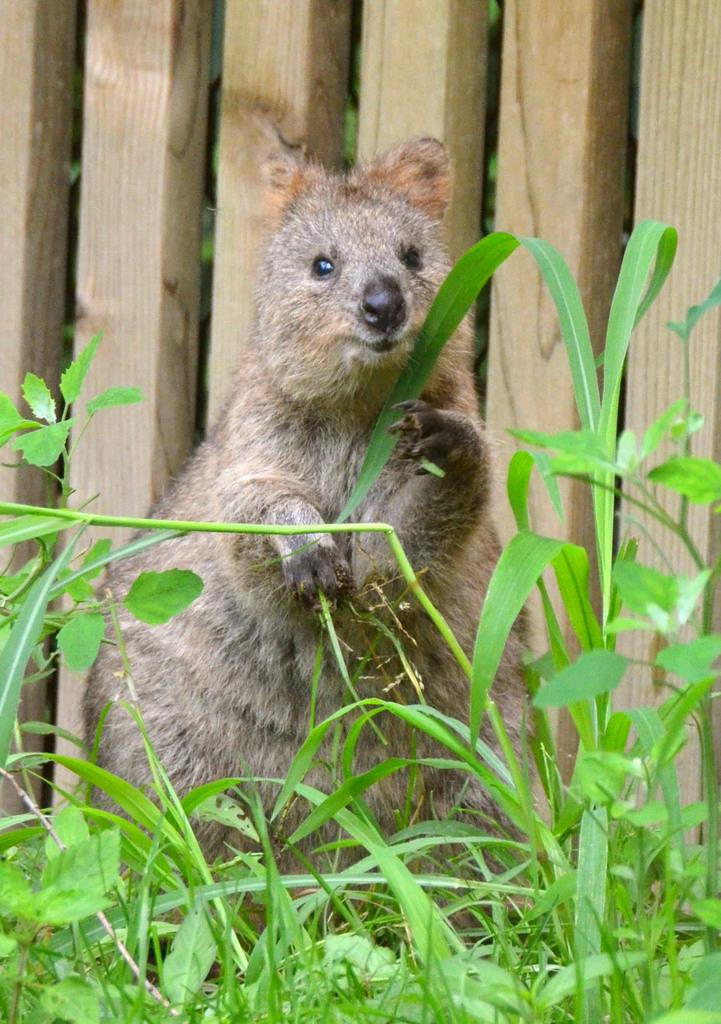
[{"left": 85, "top": 138, "right": 528, "bottom": 860}]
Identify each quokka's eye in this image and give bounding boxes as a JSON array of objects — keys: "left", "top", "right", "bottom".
[
  {"left": 401, "top": 246, "right": 422, "bottom": 271},
  {"left": 312, "top": 256, "right": 335, "bottom": 278}
]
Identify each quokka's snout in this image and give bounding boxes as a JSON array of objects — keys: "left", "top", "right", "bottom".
[{"left": 359, "top": 274, "right": 407, "bottom": 338}]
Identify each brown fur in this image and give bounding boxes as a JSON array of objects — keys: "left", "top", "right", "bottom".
[{"left": 84, "top": 139, "right": 528, "bottom": 862}]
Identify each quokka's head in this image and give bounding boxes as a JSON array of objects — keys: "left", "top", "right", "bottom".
[{"left": 255, "top": 138, "right": 452, "bottom": 401}]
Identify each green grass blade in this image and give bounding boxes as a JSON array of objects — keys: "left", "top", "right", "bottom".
[
  {"left": 295, "top": 781, "right": 462, "bottom": 963},
  {"left": 595, "top": 221, "right": 677, "bottom": 625},
  {"left": 574, "top": 806, "right": 609, "bottom": 1022},
  {"left": 601, "top": 220, "right": 677, "bottom": 443},
  {"left": 0, "top": 533, "right": 80, "bottom": 768},
  {"left": 520, "top": 237, "right": 599, "bottom": 431},
  {"left": 0, "top": 514, "right": 70, "bottom": 548},
  {"left": 551, "top": 544, "right": 603, "bottom": 652},
  {"left": 471, "top": 530, "right": 566, "bottom": 743}
]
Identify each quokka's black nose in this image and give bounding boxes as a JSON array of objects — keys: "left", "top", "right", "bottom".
[{"left": 360, "top": 277, "right": 407, "bottom": 335}]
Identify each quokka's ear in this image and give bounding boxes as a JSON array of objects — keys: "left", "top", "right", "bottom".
[
  {"left": 363, "top": 138, "right": 451, "bottom": 221},
  {"left": 262, "top": 154, "right": 307, "bottom": 221}
]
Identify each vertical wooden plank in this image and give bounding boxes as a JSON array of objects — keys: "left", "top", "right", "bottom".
[
  {"left": 55, "top": 0, "right": 212, "bottom": 764},
  {"left": 208, "top": 0, "right": 351, "bottom": 420},
  {"left": 485, "top": 1, "right": 632, "bottom": 771},
  {"left": 619, "top": 1, "right": 721, "bottom": 800},
  {"left": 0, "top": 0, "right": 76, "bottom": 811},
  {"left": 357, "top": 0, "right": 486, "bottom": 260}
]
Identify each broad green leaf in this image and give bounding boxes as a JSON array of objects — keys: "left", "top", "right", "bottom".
[
  {"left": 615, "top": 429, "right": 638, "bottom": 474},
  {"left": 40, "top": 978, "right": 100, "bottom": 1024},
  {"left": 612, "top": 560, "right": 678, "bottom": 617},
  {"left": 323, "top": 934, "right": 396, "bottom": 983},
  {"left": 576, "top": 750, "right": 642, "bottom": 804},
  {"left": 0, "top": 393, "right": 23, "bottom": 431},
  {"left": 656, "top": 636, "right": 721, "bottom": 683},
  {"left": 45, "top": 806, "right": 90, "bottom": 861},
  {"left": 471, "top": 530, "right": 566, "bottom": 742},
  {"left": 22, "top": 372, "right": 56, "bottom": 423},
  {"left": 641, "top": 398, "right": 687, "bottom": 460},
  {"left": 616, "top": 799, "right": 668, "bottom": 826},
  {"left": 533, "top": 650, "right": 627, "bottom": 708},
  {"left": 687, "top": 952, "right": 721, "bottom": 1012},
  {"left": 0, "top": 393, "right": 39, "bottom": 446},
  {"left": 672, "top": 409, "right": 704, "bottom": 442},
  {"left": 11, "top": 419, "right": 72, "bottom": 466},
  {"left": 80, "top": 538, "right": 113, "bottom": 578},
  {"left": 648, "top": 455, "right": 721, "bottom": 504},
  {"left": 163, "top": 903, "right": 217, "bottom": 1006},
  {"left": 190, "top": 791, "right": 259, "bottom": 841},
  {"left": 86, "top": 386, "right": 143, "bottom": 414},
  {"left": 57, "top": 612, "right": 105, "bottom": 672},
  {"left": 0, "top": 535, "right": 80, "bottom": 768},
  {"left": 36, "top": 830, "right": 120, "bottom": 924},
  {"left": 510, "top": 428, "right": 614, "bottom": 475},
  {"left": 124, "top": 568, "right": 203, "bottom": 625},
  {"left": 0, "top": 932, "right": 17, "bottom": 957},
  {"left": 692, "top": 900, "right": 721, "bottom": 930},
  {"left": 668, "top": 275, "right": 721, "bottom": 342},
  {"left": 0, "top": 861, "right": 34, "bottom": 918},
  {"left": 60, "top": 332, "right": 101, "bottom": 404}
]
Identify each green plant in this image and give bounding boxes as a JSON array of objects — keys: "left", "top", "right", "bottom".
[{"left": 1, "top": 226, "right": 721, "bottom": 1021}]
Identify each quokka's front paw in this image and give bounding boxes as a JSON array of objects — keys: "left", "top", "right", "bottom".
[
  {"left": 389, "top": 400, "right": 481, "bottom": 474},
  {"left": 282, "top": 535, "right": 353, "bottom": 608}
]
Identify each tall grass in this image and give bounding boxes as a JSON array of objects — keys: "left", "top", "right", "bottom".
[{"left": 1, "top": 223, "right": 721, "bottom": 1022}]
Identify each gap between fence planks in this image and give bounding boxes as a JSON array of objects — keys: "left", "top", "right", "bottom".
[
  {"left": 54, "top": 0, "right": 212, "bottom": 787},
  {"left": 0, "top": 0, "right": 76, "bottom": 813},
  {"left": 619, "top": 1, "right": 721, "bottom": 798},
  {"left": 357, "top": 0, "right": 486, "bottom": 262},
  {"left": 485, "top": 0, "right": 632, "bottom": 775},
  {"left": 207, "top": 0, "right": 351, "bottom": 421}
]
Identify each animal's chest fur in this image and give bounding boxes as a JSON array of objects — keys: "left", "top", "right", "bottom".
[{"left": 296, "top": 423, "right": 368, "bottom": 524}]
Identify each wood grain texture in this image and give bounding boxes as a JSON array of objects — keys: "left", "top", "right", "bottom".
[
  {"left": 0, "top": 0, "right": 76, "bottom": 811},
  {"left": 485, "top": 0, "right": 632, "bottom": 771},
  {"left": 618, "top": 1, "right": 721, "bottom": 798},
  {"left": 55, "top": 0, "right": 211, "bottom": 761},
  {"left": 357, "top": 0, "right": 486, "bottom": 260},
  {"left": 207, "top": 0, "right": 351, "bottom": 419}
]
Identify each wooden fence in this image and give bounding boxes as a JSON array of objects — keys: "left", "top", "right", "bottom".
[{"left": 1, "top": 0, "right": 720, "bottom": 812}]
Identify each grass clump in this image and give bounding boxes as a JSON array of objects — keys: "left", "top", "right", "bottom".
[{"left": 1, "top": 225, "right": 721, "bottom": 1022}]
